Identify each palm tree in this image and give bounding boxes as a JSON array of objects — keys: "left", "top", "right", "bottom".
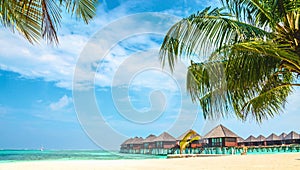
[
  {"left": 160, "top": 0, "right": 300, "bottom": 122},
  {"left": 0, "top": 0, "right": 97, "bottom": 44}
]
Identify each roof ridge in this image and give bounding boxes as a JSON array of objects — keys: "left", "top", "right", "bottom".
[{"left": 220, "top": 124, "right": 226, "bottom": 136}]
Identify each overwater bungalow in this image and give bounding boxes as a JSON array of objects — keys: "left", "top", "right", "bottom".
[
  {"left": 279, "top": 132, "right": 287, "bottom": 140},
  {"left": 120, "top": 138, "right": 134, "bottom": 153},
  {"left": 243, "top": 135, "right": 256, "bottom": 146},
  {"left": 243, "top": 135, "right": 266, "bottom": 146},
  {"left": 256, "top": 135, "right": 267, "bottom": 146},
  {"left": 279, "top": 132, "right": 287, "bottom": 144},
  {"left": 204, "top": 124, "right": 239, "bottom": 147},
  {"left": 152, "top": 132, "right": 176, "bottom": 155},
  {"left": 237, "top": 137, "right": 244, "bottom": 146},
  {"left": 176, "top": 129, "right": 202, "bottom": 148},
  {"left": 128, "top": 137, "right": 143, "bottom": 154},
  {"left": 285, "top": 131, "right": 300, "bottom": 144},
  {"left": 266, "top": 133, "right": 281, "bottom": 145},
  {"left": 142, "top": 134, "right": 156, "bottom": 154},
  {"left": 120, "top": 138, "right": 129, "bottom": 153},
  {"left": 119, "top": 128, "right": 300, "bottom": 155}
]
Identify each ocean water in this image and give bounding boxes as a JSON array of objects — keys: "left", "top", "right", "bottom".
[{"left": 0, "top": 150, "right": 166, "bottom": 163}]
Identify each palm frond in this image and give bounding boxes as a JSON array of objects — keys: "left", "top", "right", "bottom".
[
  {"left": 160, "top": 0, "right": 300, "bottom": 122},
  {"left": 41, "top": 0, "right": 61, "bottom": 44},
  {"left": 240, "top": 76, "right": 293, "bottom": 122},
  {"left": 221, "top": 0, "right": 271, "bottom": 26},
  {"left": 61, "top": 0, "right": 97, "bottom": 24},
  {"left": 187, "top": 61, "right": 234, "bottom": 119},
  {"left": 0, "top": 0, "right": 42, "bottom": 43},
  {"left": 0, "top": 0, "right": 98, "bottom": 44},
  {"left": 159, "top": 7, "right": 270, "bottom": 71},
  {"left": 228, "top": 41, "right": 300, "bottom": 73},
  {"left": 187, "top": 41, "right": 299, "bottom": 122}
]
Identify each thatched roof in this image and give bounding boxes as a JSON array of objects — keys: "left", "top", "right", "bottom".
[
  {"left": 143, "top": 134, "right": 157, "bottom": 143},
  {"left": 122, "top": 138, "right": 134, "bottom": 145},
  {"left": 279, "top": 133, "right": 287, "bottom": 140},
  {"left": 204, "top": 124, "right": 239, "bottom": 138},
  {"left": 237, "top": 137, "right": 244, "bottom": 143},
  {"left": 176, "top": 129, "right": 201, "bottom": 141},
  {"left": 128, "top": 137, "right": 144, "bottom": 144},
  {"left": 153, "top": 132, "right": 176, "bottom": 142},
  {"left": 285, "top": 131, "right": 300, "bottom": 140},
  {"left": 244, "top": 135, "right": 256, "bottom": 142},
  {"left": 256, "top": 135, "right": 266, "bottom": 142},
  {"left": 266, "top": 133, "right": 280, "bottom": 141}
]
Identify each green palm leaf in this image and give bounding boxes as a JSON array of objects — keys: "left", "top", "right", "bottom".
[
  {"left": 0, "top": 0, "right": 98, "bottom": 44},
  {"left": 161, "top": 0, "right": 300, "bottom": 122},
  {"left": 160, "top": 7, "right": 270, "bottom": 71}
]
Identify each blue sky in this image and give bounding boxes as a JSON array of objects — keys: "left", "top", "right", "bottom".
[{"left": 0, "top": 0, "right": 299, "bottom": 150}]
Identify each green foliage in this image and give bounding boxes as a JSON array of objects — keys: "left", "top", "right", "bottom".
[
  {"left": 160, "top": 0, "right": 300, "bottom": 122},
  {"left": 0, "top": 0, "right": 98, "bottom": 44}
]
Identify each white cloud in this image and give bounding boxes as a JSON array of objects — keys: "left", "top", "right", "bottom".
[
  {"left": 0, "top": 2, "right": 129, "bottom": 90},
  {"left": 0, "top": 1, "right": 185, "bottom": 91},
  {"left": 72, "top": 13, "right": 181, "bottom": 91},
  {"left": 49, "top": 95, "right": 72, "bottom": 111},
  {"left": 0, "top": 29, "right": 81, "bottom": 89}
]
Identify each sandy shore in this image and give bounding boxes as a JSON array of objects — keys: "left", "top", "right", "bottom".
[{"left": 1, "top": 153, "right": 300, "bottom": 170}]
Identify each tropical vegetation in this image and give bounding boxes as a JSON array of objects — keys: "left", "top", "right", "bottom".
[
  {"left": 0, "top": 0, "right": 97, "bottom": 44},
  {"left": 160, "top": 0, "right": 300, "bottom": 122}
]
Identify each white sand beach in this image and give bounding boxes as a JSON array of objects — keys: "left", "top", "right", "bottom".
[{"left": 1, "top": 153, "right": 300, "bottom": 170}]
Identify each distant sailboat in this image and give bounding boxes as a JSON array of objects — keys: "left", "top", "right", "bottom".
[{"left": 40, "top": 146, "right": 44, "bottom": 151}]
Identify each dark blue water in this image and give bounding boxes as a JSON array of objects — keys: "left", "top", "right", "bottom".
[{"left": 0, "top": 150, "right": 166, "bottom": 163}]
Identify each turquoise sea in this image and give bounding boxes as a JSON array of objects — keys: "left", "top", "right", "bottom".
[{"left": 0, "top": 150, "right": 166, "bottom": 163}]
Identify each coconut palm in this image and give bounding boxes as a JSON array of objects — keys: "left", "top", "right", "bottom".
[
  {"left": 0, "top": 0, "right": 97, "bottom": 44},
  {"left": 160, "top": 0, "right": 300, "bottom": 122}
]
